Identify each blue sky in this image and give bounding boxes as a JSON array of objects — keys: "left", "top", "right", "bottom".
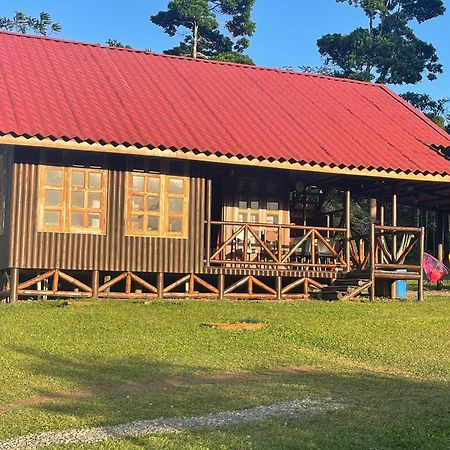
[{"left": 3, "top": 0, "right": 449, "bottom": 99}]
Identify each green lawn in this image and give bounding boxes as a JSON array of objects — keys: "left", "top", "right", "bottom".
[{"left": 0, "top": 297, "right": 449, "bottom": 449}]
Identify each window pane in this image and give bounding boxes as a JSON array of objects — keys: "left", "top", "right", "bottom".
[
  {"left": 238, "top": 201, "right": 247, "bottom": 209},
  {"left": 168, "top": 217, "right": 182, "bottom": 233},
  {"left": 250, "top": 201, "right": 259, "bottom": 210},
  {"left": 88, "top": 192, "right": 101, "bottom": 209},
  {"left": 44, "top": 210, "right": 60, "bottom": 226},
  {"left": 147, "top": 197, "right": 160, "bottom": 212},
  {"left": 88, "top": 213, "right": 101, "bottom": 229},
  {"left": 238, "top": 213, "right": 248, "bottom": 222},
  {"left": 169, "top": 198, "right": 183, "bottom": 213},
  {"left": 71, "top": 171, "right": 85, "bottom": 188},
  {"left": 168, "top": 178, "right": 183, "bottom": 194},
  {"left": 131, "top": 195, "right": 144, "bottom": 211},
  {"left": 71, "top": 191, "right": 84, "bottom": 208},
  {"left": 71, "top": 211, "right": 83, "bottom": 227},
  {"left": 267, "top": 201, "right": 279, "bottom": 211},
  {"left": 250, "top": 214, "right": 259, "bottom": 223},
  {"left": 267, "top": 214, "right": 279, "bottom": 225},
  {"left": 88, "top": 172, "right": 102, "bottom": 189},
  {"left": 131, "top": 215, "right": 143, "bottom": 231},
  {"left": 46, "top": 169, "right": 62, "bottom": 186},
  {"left": 132, "top": 175, "right": 144, "bottom": 192},
  {"left": 147, "top": 216, "right": 159, "bottom": 231},
  {"left": 45, "top": 189, "right": 61, "bottom": 206},
  {"left": 148, "top": 177, "right": 160, "bottom": 194}
]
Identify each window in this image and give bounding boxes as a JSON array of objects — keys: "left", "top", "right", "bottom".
[
  {"left": 38, "top": 166, "right": 107, "bottom": 233},
  {"left": 0, "top": 151, "right": 7, "bottom": 235},
  {"left": 126, "top": 173, "right": 189, "bottom": 237}
]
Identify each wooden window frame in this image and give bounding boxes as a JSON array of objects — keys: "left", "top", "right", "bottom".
[
  {"left": 37, "top": 165, "right": 108, "bottom": 234},
  {"left": 125, "top": 172, "right": 189, "bottom": 238}
]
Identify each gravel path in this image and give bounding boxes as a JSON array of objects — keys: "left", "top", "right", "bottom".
[{"left": 0, "top": 397, "right": 341, "bottom": 449}]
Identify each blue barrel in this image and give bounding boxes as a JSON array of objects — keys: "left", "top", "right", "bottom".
[{"left": 396, "top": 269, "right": 407, "bottom": 298}]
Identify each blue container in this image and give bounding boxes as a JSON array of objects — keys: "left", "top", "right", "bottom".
[{"left": 396, "top": 269, "right": 407, "bottom": 298}]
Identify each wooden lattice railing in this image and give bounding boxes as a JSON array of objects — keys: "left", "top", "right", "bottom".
[
  {"left": 207, "top": 220, "right": 348, "bottom": 272},
  {"left": 349, "top": 225, "right": 424, "bottom": 273}
]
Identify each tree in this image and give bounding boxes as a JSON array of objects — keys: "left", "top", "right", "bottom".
[
  {"left": 150, "top": 0, "right": 255, "bottom": 63},
  {"left": 106, "top": 39, "right": 132, "bottom": 49},
  {"left": 0, "top": 11, "right": 61, "bottom": 36},
  {"left": 401, "top": 92, "right": 449, "bottom": 130},
  {"left": 317, "top": 0, "right": 445, "bottom": 84}
]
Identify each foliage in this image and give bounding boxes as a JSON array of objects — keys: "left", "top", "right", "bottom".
[
  {"left": 317, "top": 0, "right": 445, "bottom": 84},
  {"left": 401, "top": 92, "right": 450, "bottom": 130},
  {"left": 106, "top": 39, "right": 133, "bottom": 49},
  {"left": 0, "top": 298, "right": 449, "bottom": 449},
  {"left": 150, "top": 0, "right": 255, "bottom": 63},
  {"left": 0, "top": 11, "right": 61, "bottom": 36}
]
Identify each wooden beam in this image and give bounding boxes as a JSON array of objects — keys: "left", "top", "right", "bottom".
[
  {"left": 391, "top": 192, "right": 397, "bottom": 299},
  {"left": 345, "top": 190, "right": 351, "bottom": 271}
]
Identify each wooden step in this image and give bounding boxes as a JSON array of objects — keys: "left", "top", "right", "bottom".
[{"left": 332, "top": 279, "right": 369, "bottom": 287}]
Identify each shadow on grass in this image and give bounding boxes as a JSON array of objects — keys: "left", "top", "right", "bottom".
[{"left": 3, "top": 344, "right": 450, "bottom": 449}]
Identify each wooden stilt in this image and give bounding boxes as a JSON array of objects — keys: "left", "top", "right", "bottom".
[
  {"left": 10, "top": 268, "right": 18, "bottom": 304},
  {"left": 157, "top": 272, "right": 164, "bottom": 299},
  {"left": 91, "top": 270, "right": 99, "bottom": 298},
  {"left": 276, "top": 276, "right": 282, "bottom": 301},
  {"left": 218, "top": 274, "right": 225, "bottom": 300}
]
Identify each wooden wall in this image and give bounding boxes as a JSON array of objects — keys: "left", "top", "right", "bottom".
[{"left": 7, "top": 146, "right": 206, "bottom": 273}]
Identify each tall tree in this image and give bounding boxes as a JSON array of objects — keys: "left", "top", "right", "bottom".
[
  {"left": 106, "top": 39, "right": 132, "bottom": 49},
  {"left": 0, "top": 11, "right": 61, "bottom": 36},
  {"left": 401, "top": 92, "right": 449, "bottom": 130},
  {"left": 150, "top": 0, "right": 255, "bottom": 63},
  {"left": 317, "top": 0, "right": 445, "bottom": 84}
]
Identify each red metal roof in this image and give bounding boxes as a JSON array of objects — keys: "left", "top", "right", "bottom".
[{"left": 1, "top": 31, "right": 450, "bottom": 176}]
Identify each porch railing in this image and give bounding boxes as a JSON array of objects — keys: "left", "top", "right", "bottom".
[
  {"left": 349, "top": 225, "right": 424, "bottom": 269},
  {"left": 206, "top": 220, "right": 348, "bottom": 272}
]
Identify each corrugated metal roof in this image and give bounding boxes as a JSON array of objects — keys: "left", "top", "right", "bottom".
[{"left": 0, "top": 31, "right": 450, "bottom": 175}]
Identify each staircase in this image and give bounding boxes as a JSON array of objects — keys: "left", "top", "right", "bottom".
[{"left": 314, "top": 274, "right": 372, "bottom": 301}]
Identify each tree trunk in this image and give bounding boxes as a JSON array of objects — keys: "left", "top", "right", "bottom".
[{"left": 193, "top": 22, "right": 198, "bottom": 59}]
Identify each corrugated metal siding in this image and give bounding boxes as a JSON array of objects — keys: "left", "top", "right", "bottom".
[
  {"left": 9, "top": 156, "right": 206, "bottom": 273},
  {"left": 0, "top": 146, "right": 13, "bottom": 269}
]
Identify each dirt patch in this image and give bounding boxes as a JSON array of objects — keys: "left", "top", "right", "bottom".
[
  {"left": 201, "top": 322, "right": 266, "bottom": 330},
  {"left": 0, "top": 366, "right": 313, "bottom": 413}
]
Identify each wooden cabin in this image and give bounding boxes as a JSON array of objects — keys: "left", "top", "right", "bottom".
[{"left": 1, "top": 31, "right": 450, "bottom": 303}]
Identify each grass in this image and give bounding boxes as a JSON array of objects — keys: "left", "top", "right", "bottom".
[{"left": 0, "top": 296, "right": 449, "bottom": 449}]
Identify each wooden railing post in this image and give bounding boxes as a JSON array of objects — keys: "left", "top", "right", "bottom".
[
  {"left": 345, "top": 189, "right": 351, "bottom": 272},
  {"left": 391, "top": 192, "right": 397, "bottom": 298},
  {"left": 369, "top": 224, "right": 375, "bottom": 301},
  {"left": 205, "top": 178, "right": 212, "bottom": 265},
  {"left": 418, "top": 227, "right": 425, "bottom": 301}
]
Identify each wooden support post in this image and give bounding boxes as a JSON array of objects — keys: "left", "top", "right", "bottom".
[
  {"left": 391, "top": 192, "right": 397, "bottom": 299},
  {"left": 418, "top": 227, "right": 425, "bottom": 301},
  {"left": 218, "top": 274, "right": 225, "bottom": 300},
  {"left": 10, "top": 268, "right": 18, "bottom": 304},
  {"left": 157, "top": 272, "right": 164, "bottom": 299},
  {"left": 206, "top": 178, "right": 212, "bottom": 265},
  {"left": 276, "top": 276, "right": 282, "bottom": 301},
  {"left": 345, "top": 189, "right": 351, "bottom": 272},
  {"left": 370, "top": 198, "right": 377, "bottom": 224},
  {"left": 369, "top": 224, "right": 375, "bottom": 301},
  {"left": 437, "top": 213, "right": 444, "bottom": 263},
  {"left": 91, "top": 270, "right": 99, "bottom": 298}
]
